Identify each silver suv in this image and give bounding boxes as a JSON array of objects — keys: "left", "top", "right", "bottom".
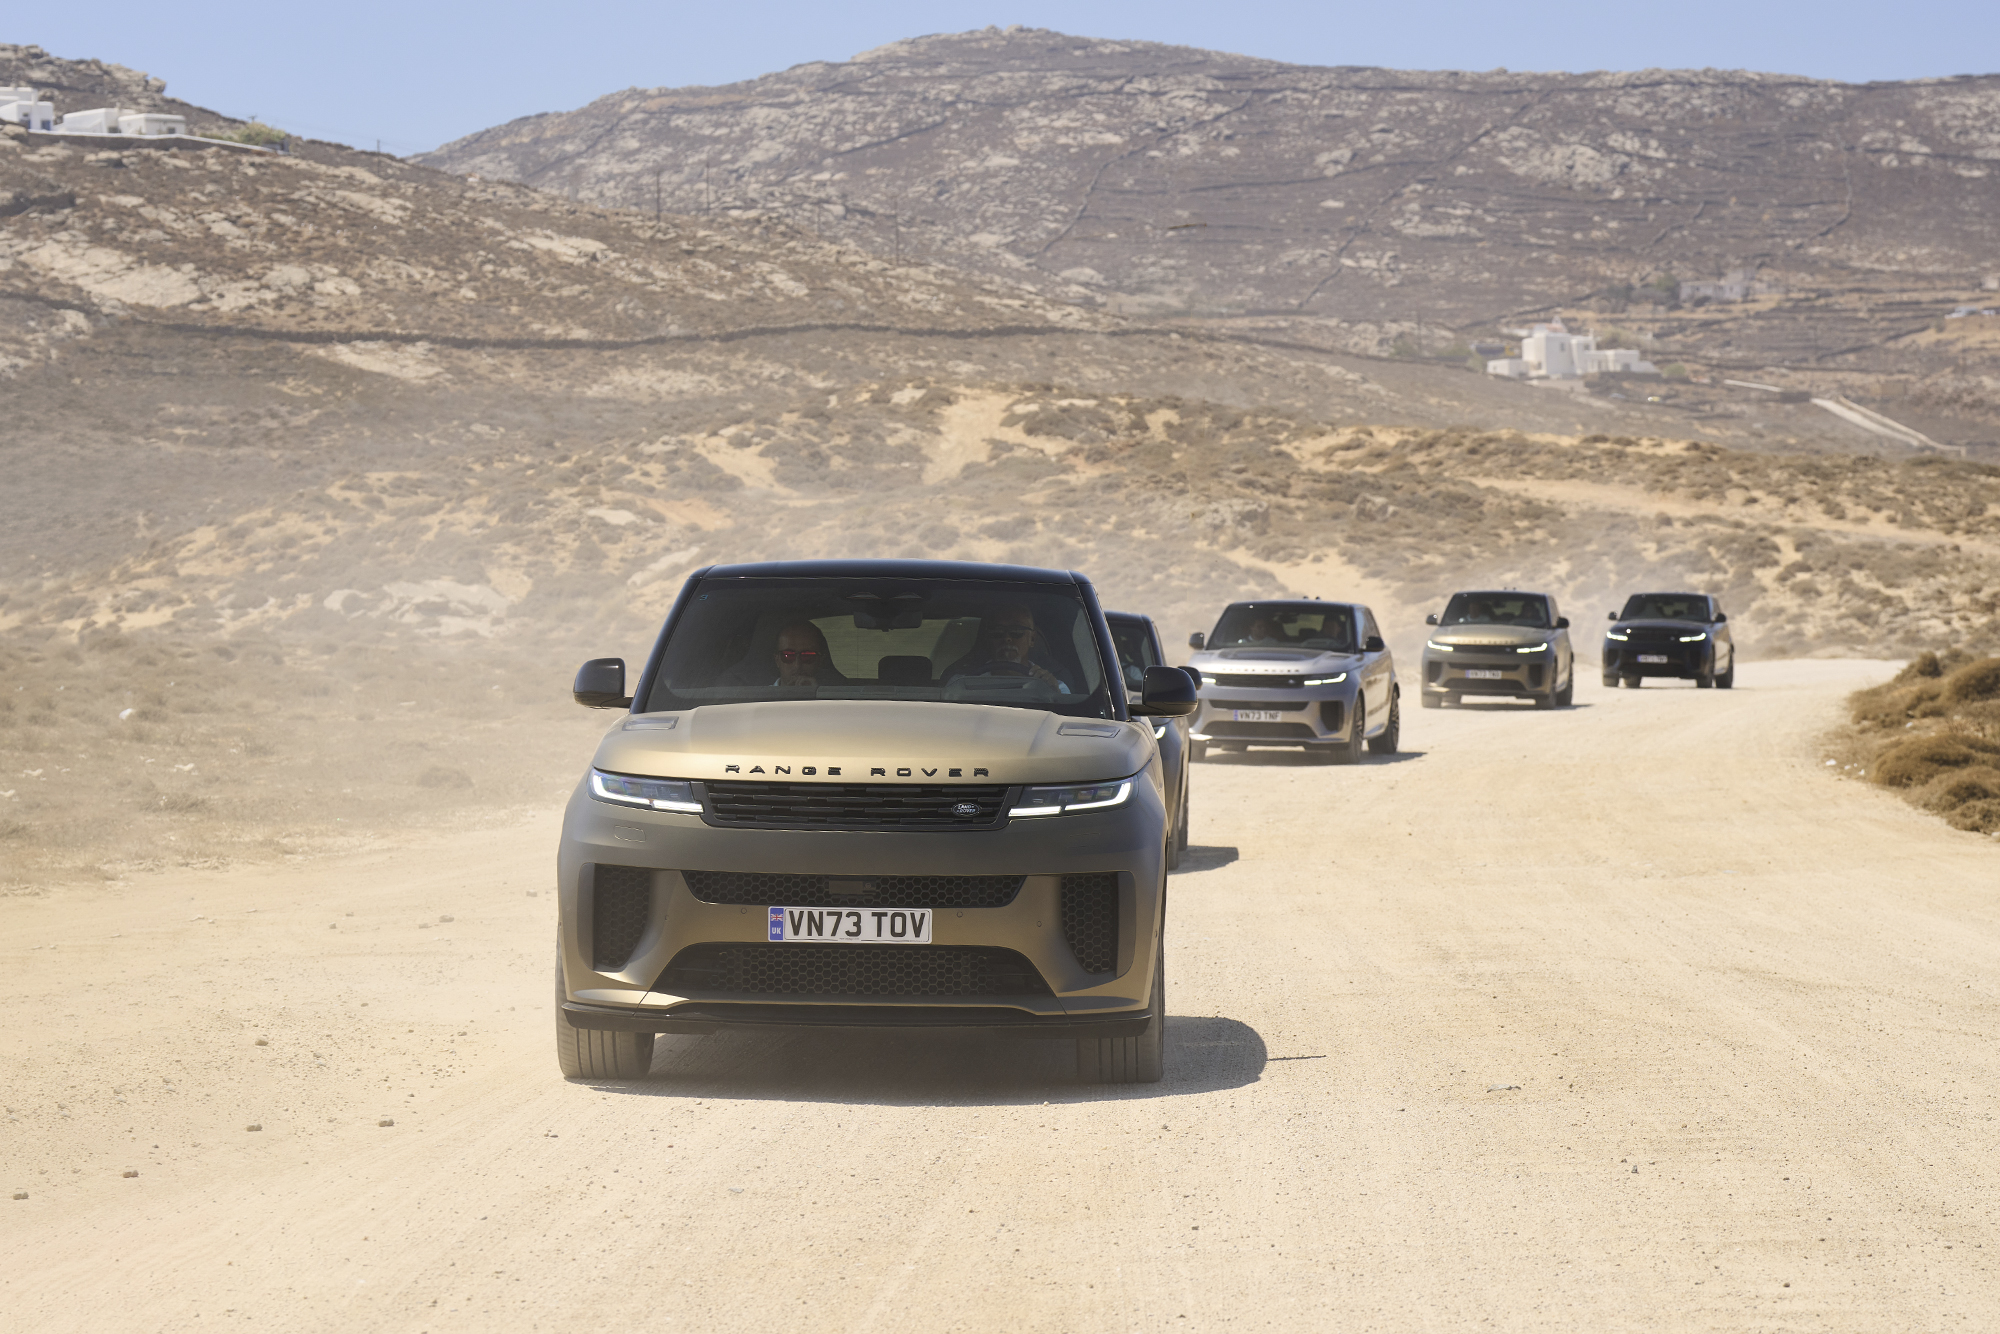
[{"left": 1184, "top": 599, "right": 1400, "bottom": 762}]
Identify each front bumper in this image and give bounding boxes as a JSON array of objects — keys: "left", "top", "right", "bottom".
[
  {"left": 1603, "top": 641, "right": 1710, "bottom": 677},
  {"left": 1188, "top": 684, "right": 1358, "bottom": 746},
  {"left": 556, "top": 777, "right": 1166, "bottom": 1030},
  {"left": 1422, "top": 652, "right": 1552, "bottom": 696}
]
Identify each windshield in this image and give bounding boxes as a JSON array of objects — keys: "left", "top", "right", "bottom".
[
  {"left": 641, "top": 576, "right": 1113, "bottom": 717},
  {"left": 1620, "top": 593, "right": 1711, "bottom": 622},
  {"left": 1208, "top": 603, "right": 1356, "bottom": 651},
  {"left": 1439, "top": 592, "right": 1550, "bottom": 628},
  {"left": 1106, "top": 615, "right": 1161, "bottom": 691}
]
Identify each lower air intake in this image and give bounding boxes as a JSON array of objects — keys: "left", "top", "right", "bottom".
[
  {"left": 657, "top": 944, "right": 1051, "bottom": 998},
  {"left": 592, "top": 865, "right": 653, "bottom": 970},
  {"left": 1060, "top": 873, "right": 1119, "bottom": 975}
]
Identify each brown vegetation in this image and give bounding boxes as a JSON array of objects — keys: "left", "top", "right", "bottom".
[{"left": 1842, "top": 652, "right": 2000, "bottom": 834}]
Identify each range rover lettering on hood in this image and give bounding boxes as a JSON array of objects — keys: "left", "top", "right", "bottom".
[{"left": 720, "top": 764, "right": 990, "bottom": 778}]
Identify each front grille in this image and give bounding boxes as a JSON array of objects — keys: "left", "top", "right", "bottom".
[
  {"left": 702, "top": 781, "right": 1007, "bottom": 830},
  {"left": 1437, "top": 643, "right": 1516, "bottom": 657},
  {"left": 592, "top": 865, "right": 653, "bottom": 970},
  {"left": 1206, "top": 673, "right": 1303, "bottom": 689},
  {"left": 1206, "top": 697, "right": 1310, "bottom": 711},
  {"left": 657, "top": 943, "right": 1051, "bottom": 998},
  {"left": 1620, "top": 626, "right": 1681, "bottom": 642},
  {"left": 681, "top": 870, "right": 1023, "bottom": 909},
  {"left": 1060, "top": 873, "right": 1119, "bottom": 975},
  {"left": 1204, "top": 721, "right": 1318, "bottom": 739}
]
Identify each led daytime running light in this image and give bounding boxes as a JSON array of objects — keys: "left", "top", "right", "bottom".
[
  {"left": 589, "top": 769, "right": 702, "bottom": 813},
  {"left": 1008, "top": 780, "right": 1133, "bottom": 818}
]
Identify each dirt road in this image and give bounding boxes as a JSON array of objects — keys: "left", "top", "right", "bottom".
[{"left": 5, "top": 659, "right": 1997, "bottom": 1332}]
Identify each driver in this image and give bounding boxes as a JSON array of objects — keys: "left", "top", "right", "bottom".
[
  {"left": 771, "top": 620, "right": 838, "bottom": 693},
  {"left": 1244, "top": 615, "right": 1284, "bottom": 644},
  {"left": 942, "top": 603, "right": 1069, "bottom": 693}
]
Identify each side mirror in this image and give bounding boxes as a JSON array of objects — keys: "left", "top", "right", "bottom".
[
  {"left": 1134, "top": 664, "right": 1198, "bottom": 717},
  {"left": 1555, "top": 617, "right": 1570, "bottom": 629},
  {"left": 1607, "top": 610, "right": 1619, "bottom": 621},
  {"left": 1714, "top": 611, "right": 1727, "bottom": 623},
  {"left": 1179, "top": 666, "right": 1203, "bottom": 692},
  {"left": 573, "top": 657, "right": 632, "bottom": 709},
  {"left": 1424, "top": 613, "right": 1438, "bottom": 626},
  {"left": 1364, "top": 635, "right": 1386, "bottom": 653},
  {"left": 1187, "top": 631, "right": 1205, "bottom": 650}
]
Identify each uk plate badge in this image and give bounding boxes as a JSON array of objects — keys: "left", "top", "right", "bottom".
[{"left": 768, "top": 906, "right": 786, "bottom": 941}]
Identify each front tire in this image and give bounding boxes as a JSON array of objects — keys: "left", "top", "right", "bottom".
[
  {"left": 1717, "top": 655, "right": 1735, "bottom": 689},
  {"left": 1621, "top": 676, "right": 1641, "bottom": 690},
  {"left": 1188, "top": 739, "right": 1207, "bottom": 763},
  {"left": 1420, "top": 691, "right": 1442, "bottom": 709},
  {"left": 1078, "top": 948, "right": 1164, "bottom": 1084},
  {"left": 1332, "top": 692, "right": 1367, "bottom": 763},
  {"left": 1603, "top": 671, "right": 1619, "bottom": 688},
  {"left": 1164, "top": 779, "right": 1187, "bottom": 870},
  {"left": 1367, "top": 690, "right": 1400, "bottom": 754},
  {"left": 556, "top": 956, "right": 654, "bottom": 1080}
]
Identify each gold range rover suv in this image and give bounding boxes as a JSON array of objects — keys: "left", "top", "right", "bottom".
[{"left": 556, "top": 560, "right": 1197, "bottom": 1084}]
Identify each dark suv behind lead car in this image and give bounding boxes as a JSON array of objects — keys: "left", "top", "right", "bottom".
[
  {"left": 557, "top": 560, "right": 1197, "bottom": 1085},
  {"left": 1602, "top": 592, "right": 1735, "bottom": 688}
]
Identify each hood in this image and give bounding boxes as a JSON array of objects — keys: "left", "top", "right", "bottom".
[
  {"left": 1427, "top": 624, "right": 1553, "bottom": 647},
  {"left": 1188, "top": 647, "right": 1357, "bottom": 671},
  {"left": 1611, "top": 618, "right": 1712, "bottom": 632},
  {"left": 591, "top": 699, "right": 1151, "bottom": 785}
]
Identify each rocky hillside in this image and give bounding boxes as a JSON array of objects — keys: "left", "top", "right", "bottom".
[{"left": 420, "top": 29, "right": 2000, "bottom": 384}]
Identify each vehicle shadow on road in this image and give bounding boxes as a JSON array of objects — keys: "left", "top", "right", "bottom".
[
  {"left": 594, "top": 1014, "right": 1270, "bottom": 1104},
  {"left": 1173, "top": 844, "right": 1238, "bottom": 873}
]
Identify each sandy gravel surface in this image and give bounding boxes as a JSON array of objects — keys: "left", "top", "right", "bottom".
[{"left": 5, "top": 659, "right": 1997, "bottom": 1332}]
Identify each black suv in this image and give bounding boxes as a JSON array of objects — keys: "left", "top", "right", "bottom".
[{"left": 1603, "top": 592, "right": 1735, "bottom": 689}]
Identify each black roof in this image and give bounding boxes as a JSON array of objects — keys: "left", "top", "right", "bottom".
[
  {"left": 1104, "top": 610, "right": 1153, "bottom": 625},
  {"left": 697, "top": 559, "right": 1082, "bottom": 584}
]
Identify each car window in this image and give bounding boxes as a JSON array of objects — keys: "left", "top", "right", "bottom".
[
  {"left": 1440, "top": 593, "right": 1550, "bottom": 628},
  {"left": 642, "top": 576, "right": 1112, "bottom": 717},
  {"left": 1362, "top": 608, "right": 1383, "bottom": 645},
  {"left": 1107, "top": 617, "right": 1162, "bottom": 690},
  {"left": 1209, "top": 603, "right": 1357, "bottom": 650},
  {"left": 1619, "top": 593, "right": 1711, "bottom": 622}
]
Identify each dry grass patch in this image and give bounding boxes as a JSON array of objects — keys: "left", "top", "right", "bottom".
[{"left": 1840, "top": 652, "right": 2000, "bottom": 834}]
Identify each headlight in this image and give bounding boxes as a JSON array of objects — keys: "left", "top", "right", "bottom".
[
  {"left": 1679, "top": 632, "right": 1708, "bottom": 642},
  {"left": 1009, "top": 780, "right": 1132, "bottom": 818},
  {"left": 1425, "top": 640, "right": 1454, "bottom": 652},
  {"left": 1606, "top": 630, "right": 1630, "bottom": 642},
  {"left": 1151, "top": 722, "right": 1169, "bottom": 739},
  {"left": 1302, "top": 673, "right": 1348, "bottom": 685},
  {"left": 589, "top": 769, "right": 701, "bottom": 813},
  {"left": 1515, "top": 642, "right": 1549, "bottom": 654}
]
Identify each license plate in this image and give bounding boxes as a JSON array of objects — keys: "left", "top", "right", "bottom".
[
  {"left": 1463, "top": 669, "right": 1503, "bottom": 680},
  {"left": 1232, "top": 709, "right": 1283, "bottom": 722},
  {"left": 767, "top": 906, "right": 933, "bottom": 943},
  {"left": 1638, "top": 654, "right": 1669, "bottom": 664}
]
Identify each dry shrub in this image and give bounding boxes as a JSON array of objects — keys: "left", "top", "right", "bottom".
[
  {"left": 1920, "top": 768, "right": 2000, "bottom": 810},
  {"left": 1942, "top": 657, "right": 2000, "bottom": 705},
  {"left": 1944, "top": 799, "right": 2000, "bottom": 834},
  {"left": 1872, "top": 736, "right": 2000, "bottom": 788}
]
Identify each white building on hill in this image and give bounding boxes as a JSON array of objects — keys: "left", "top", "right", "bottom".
[
  {"left": 50, "top": 106, "right": 187, "bottom": 136},
  {"left": 1486, "top": 322, "right": 1657, "bottom": 381},
  {"left": 0, "top": 87, "right": 54, "bottom": 131}
]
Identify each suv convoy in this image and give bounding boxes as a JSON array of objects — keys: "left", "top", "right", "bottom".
[
  {"left": 1420, "top": 590, "right": 1575, "bottom": 709},
  {"left": 557, "top": 561, "right": 1196, "bottom": 1085},
  {"left": 1603, "top": 592, "right": 1735, "bottom": 688},
  {"left": 1183, "top": 599, "right": 1400, "bottom": 762},
  {"left": 1104, "top": 611, "right": 1192, "bottom": 869}
]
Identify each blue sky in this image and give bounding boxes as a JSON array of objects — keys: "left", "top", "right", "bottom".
[{"left": 19, "top": 0, "right": 1998, "bottom": 155}]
